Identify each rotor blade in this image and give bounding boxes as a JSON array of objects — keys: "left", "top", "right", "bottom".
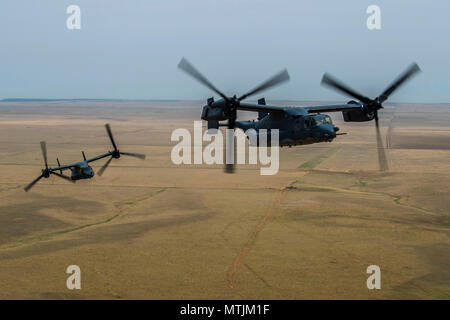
[
  {"left": 120, "top": 152, "right": 146, "bottom": 160},
  {"left": 224, "top": 142, "right": 235, "bottom": 173},
  {"left": 24, "top": 174, "right": 44, "bottom": 192},
  {"left": 50, "top": 171, "right": 75, "bottom": 183},
  {"left": 225, "top": 164, "right": 235, "bottom": 173},
  {"left": 224, "top": 118, "right": 236, "bottom": 174},
  {"left": 375, "top": 112, "right": 389, "bottom": 171},
  {"left": 238, "top": 69, "right": 290, "bottom": 101},
  {"left": 105, "top": 124, "right": 118, "bottom": 151},
  {"left": 97, "top": 157, "right": 113, "bottom": 176},
  {"left": 378, "top": 62, "right": 421, "bottom": 103},
  {"left": 178, "top": 58, "right": 229, "bottom": 101},
  {"left": 321, "top": 73, "right": 372, "bottom": 104},
  {"left": 40, "top": 141, "right": 48, "bottom": 170}
]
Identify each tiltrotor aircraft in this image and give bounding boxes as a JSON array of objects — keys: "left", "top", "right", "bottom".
[
  {"left": 24, "top": 124, "right": 145, "bottom": 191},
  {"left": 178, "top": 58, "right": 420, "bottom": 173}
]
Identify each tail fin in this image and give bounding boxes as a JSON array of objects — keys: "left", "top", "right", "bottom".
[
  {"left": 257, "top": 98, "right": 268, "bottom": 120},
  {"left": 56, "top": 158, "right": 63, "bottom": 174}
]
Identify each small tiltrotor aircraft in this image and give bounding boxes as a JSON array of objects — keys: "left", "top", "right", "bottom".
[
  {"left": 178, "top": 58, "right": 421, "bottom": 173},
  {"left": 24, "top": 124, "right": 146, "bottom": 191}
]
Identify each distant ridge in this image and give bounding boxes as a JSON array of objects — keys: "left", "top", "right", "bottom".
[{"left": 1, "top": 98, "right": 130, "bottom": 102}]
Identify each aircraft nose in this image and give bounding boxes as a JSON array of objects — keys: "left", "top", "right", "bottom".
[{"left": 322, "top": 124, "right": 336, "bottom": 138}]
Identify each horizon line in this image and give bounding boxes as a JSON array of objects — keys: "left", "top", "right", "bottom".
[{"left": 1, "top": 98, "right": 449, "bottom": 105}]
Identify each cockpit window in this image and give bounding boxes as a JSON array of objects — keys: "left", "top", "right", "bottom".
[
  {"left": 304, "top": 115, "right": 332, "bottom": 127},
  {"left": 313, "top": 115, "right": 332, "bottom": 126}
]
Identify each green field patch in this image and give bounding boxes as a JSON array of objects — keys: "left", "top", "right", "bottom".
[
  {"left": 298, "top": 148, "right": 338, "bottom": 170},
  {"left": 357, "top": 179, "right": 367, "bottom": 187},
  {"left": 286, "top": 185, "right": 334, "bottom": 193}
]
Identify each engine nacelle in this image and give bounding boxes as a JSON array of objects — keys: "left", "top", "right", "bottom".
[
  {"left": 201, "top": 105, "right": 227, "bottom": 121},
  {"left": 342, "top": 101, "right": 375, "bottom": 122}
]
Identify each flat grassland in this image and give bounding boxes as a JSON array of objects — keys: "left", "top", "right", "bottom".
[{"left": 0, "top": 100, "right": 449, "bottom": 299}]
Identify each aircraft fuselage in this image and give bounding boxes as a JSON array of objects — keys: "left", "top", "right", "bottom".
[{"left": 236, "top": 107, "right": 339, "bottom": 147}]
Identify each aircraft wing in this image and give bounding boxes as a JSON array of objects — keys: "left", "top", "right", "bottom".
[
  {"left": 47, "top": 153, "right": 112, "bottom": 171},
  {"left": 237, "top": 102, "right": 285, "bottom": 113},
  {"left": 306, "top": 104, "right": 362, "bottom": 114},
  {"left": 49, "top": 164, "right": 73, "bottom": 172},
  {"left": 86, "top": 152, "right": 113, "bottom": 164}
]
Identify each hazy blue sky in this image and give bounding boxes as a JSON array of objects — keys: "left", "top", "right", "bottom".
[{"left": 0, "top": 0, "right": 449, "bottom": 102}]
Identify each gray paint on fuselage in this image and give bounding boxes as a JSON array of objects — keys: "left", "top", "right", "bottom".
[
  {"left": 235, "top": 108, "right": 337, "bottom": 147},
  {"left": 69, "top": 161, "right": 95, "bottom": 180}
]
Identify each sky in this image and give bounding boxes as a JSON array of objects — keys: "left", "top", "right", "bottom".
[{"left": 0, "top": 0, "right": 449, "bottom": 102}]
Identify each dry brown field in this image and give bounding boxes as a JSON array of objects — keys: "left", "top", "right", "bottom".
[{"left": 0, "top": 100, "right": 448, "bottom": 299}]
